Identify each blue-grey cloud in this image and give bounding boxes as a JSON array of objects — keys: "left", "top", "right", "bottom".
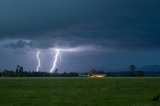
[
  {"left": 2, "top": 40, "right": 32, "bottom": 49},
  {"left": 0, "top": 0, "right": 160, "bottom": 51}
]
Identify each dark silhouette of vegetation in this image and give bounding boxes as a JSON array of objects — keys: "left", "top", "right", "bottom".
[
  {"left": 152, "top": 93, "right": 160, "bottom": 101},
  {"left": 16, "top": 65, "right": 24, "bottom": 77},
  {"left": 0, "top": 65, "right": 160, "bottom": 77},
  {"left": 128, "top": 65, "right": 145, "bottom": 77},
  {"left": 0, "top": 65, "right": 79, "bottom": 77},
  {"left": 0, "top": 70, "right": 79, "bottom": 77},
  {"left": 128, "top": 70, "right": 145, "bottom": 77},
  {"left": 129, "top": 64, "right": 136, "bottom": 71}
]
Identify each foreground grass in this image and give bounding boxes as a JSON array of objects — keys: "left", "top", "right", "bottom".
[{"left": 0, "top": 77, "right": 160, "bottom": 106}]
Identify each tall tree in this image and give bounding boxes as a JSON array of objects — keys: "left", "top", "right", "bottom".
[{"left": 129, "top": 64, "right": 136, "bottom": 71}]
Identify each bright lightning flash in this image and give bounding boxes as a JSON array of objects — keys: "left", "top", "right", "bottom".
[
  {"left": 36, "top": 50, "right": 41, "bottom": 72},
  {"left": 49, "top": 46, "right": 91, "bottom": 73},
  {"left": 50, "top": 49, "right": 61, "bottom": 73}
]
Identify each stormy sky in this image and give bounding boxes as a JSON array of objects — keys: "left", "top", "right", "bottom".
[{"left": 0, "top": 0, "right": 160, "bottom": 72}]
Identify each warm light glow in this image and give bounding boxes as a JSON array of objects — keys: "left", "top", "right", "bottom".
[{"left": 89, "top": 74, "right": 105, "bottom": 78}]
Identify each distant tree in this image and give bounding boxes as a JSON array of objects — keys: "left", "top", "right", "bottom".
[
  {"left": 16, "top": 65, "right": 20, "bottom": 73},
  {"left": 62, "top": 72, "right": 67, "bottom": 77},
  {"left": 97, "top": 70, "right": 106, "bottom": 74},
  {"left": 54, "top": 68, "right": 58, "bottom": 74},
  {"left": 107, "top": 72, "right": 113, "bottom": 76},
  {"left": 19, "top": 67, "right": 23, "bottom": 72},
  {"left": 15, "top": 65, "right": 24, "bottom": 77},
  {"left": 129, "top": 64, "right": 136, "bottom": 71},
  {"left": 0, "top": 72, "right": 2, "bottom": 77}
]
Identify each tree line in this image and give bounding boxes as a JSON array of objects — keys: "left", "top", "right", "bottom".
[
  {"left": 0, "top": 64, "right": 160, "bottom": 77},
  {"left": 0, "top": 65, "right": 79, "bottom": 77},
  {"left": 0, "top": 70, "right": 79, "bottom": 77}
]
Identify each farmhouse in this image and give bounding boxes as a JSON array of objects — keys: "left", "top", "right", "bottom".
[
  {"left": 89, "top": 74, "right": 106, "bottom": 78},
  {"left": 88, "top": 69, "right": 107, "bottom": 78}
]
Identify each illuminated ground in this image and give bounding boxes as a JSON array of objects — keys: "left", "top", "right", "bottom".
[{"left": 0, "top": 77, "right": 160, "bottom": 106}]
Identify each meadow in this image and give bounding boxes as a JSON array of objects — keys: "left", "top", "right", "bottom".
[{"left": 0, "top": 77, "right": 160, "bottom": 106}]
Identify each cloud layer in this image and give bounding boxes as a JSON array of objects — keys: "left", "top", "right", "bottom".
[{"left": 0, "top": 0, "right": 160, "bottom": 51}]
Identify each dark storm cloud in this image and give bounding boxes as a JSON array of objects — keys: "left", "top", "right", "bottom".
[{"left": 0, "top": 0, "right": 160, "bottom": 50}]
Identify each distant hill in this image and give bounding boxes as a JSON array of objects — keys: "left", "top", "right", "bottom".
[
  {"left": 95, "top": 65, "right": 160, "bottom": 72},
  {"left": 138, "top": 65, "right": 160, "bottom": 72},
  {"left": 110, "top": 65, "right": 160, "bottom": 76}
]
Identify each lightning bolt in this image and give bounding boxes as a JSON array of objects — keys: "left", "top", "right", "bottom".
[
  {"left": 36, "top": 50, "right": 41, "bottom": 72},
  {"left": 50, "top": 49, "right": 61, "bottom": 73},
  {"left": 49, "top": 47, "right": 87, "bottom": 73}
]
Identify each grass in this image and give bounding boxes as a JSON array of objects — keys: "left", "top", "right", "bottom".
[{"left": 0, "top": 77, "right": 160, "bottom": 106}]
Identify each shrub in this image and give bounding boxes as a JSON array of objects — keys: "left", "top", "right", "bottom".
[{"left": 152, "top": 93, "right": 160, "bottom": 101}]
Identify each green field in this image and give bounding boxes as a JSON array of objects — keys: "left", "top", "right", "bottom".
[{"left": 0, "top": 77, "right": 160, "bottom": 106}]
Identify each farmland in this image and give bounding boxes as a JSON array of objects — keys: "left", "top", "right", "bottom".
[{"left": 0, "top": 77, "right": 160, "bottom": 106}]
